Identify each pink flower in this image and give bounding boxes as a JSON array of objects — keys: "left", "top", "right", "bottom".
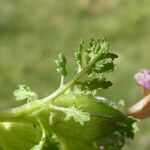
[
  {"left": 134, "top": 69, "right": 150, "bottom": 96},
  {"left": 134, "top": 69, "right": 150, "bottom": 89}
]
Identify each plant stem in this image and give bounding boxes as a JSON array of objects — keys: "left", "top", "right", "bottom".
[
  {"left": 60, "top": 75, "right": 65, "bottom": 87},
  {"left": 0, "top": 51, "right": 102, "bottom": 122}
]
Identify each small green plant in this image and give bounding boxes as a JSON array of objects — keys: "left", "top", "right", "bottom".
[{"left": 0, "top": 38, "right": 136, "bottom": 150}]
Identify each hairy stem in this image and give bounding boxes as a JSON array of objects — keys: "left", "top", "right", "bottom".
[{"left": 0, "top": 51, "right": 101, "bottom": 122}]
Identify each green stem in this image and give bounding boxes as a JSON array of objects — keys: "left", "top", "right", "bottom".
[
  {"left": 0, "top": 51, "right": 101, "bottom": 122},
  {"left": 37, "top": 117, "right": 46, "bottom": 140},
  {"left": 60, "top": 75, "right": 65, "bottom": 87}
]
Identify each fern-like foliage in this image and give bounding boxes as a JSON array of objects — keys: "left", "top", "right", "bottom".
[{"left": 0, "top": 38, "right": 137, "bottom": 150}]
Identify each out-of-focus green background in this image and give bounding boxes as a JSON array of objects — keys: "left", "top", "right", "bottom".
[{"left": 0, "top": 0, "right": 150, "bottom": 149}]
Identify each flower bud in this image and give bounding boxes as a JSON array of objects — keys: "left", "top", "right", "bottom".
[{"left": 134, "top": 69, "right": 150, "bottom": 96}]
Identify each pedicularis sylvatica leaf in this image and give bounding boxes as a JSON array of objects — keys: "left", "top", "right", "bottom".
[{"left": 0, "top": 38, "right": 137, "bottom": 150}]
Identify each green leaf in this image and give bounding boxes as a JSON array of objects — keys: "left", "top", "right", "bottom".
[
  {"left": 98, "top": 52, "right": 118, "bottom": 61},
  {"left": 117, "top": 99, "right": 125, "bottom": 108},
  {"left": 13, "top": 85, "right": 38, "bottom": 102},
  {"left": 75, "top": 40, "right": 84, "bottom": 71},
  {"left": 51, "top": 94, "right": 137, "bottom": 150},
  {"left": 64, "top": 106, "right": 90, "bottom": 125},
  {"left": 132, "top": 119, "right": 139, "bottom": 133},
  {"left": 31, "top": 117, "right": 46, "bottom": 150},
  {"left": 74, "top": 78, "right": 113, "bottom": 95},
  {"left": 55, "top": 53, "right": 67, "bottom": 77},
  {"left": 65, "top": 39, "right": 118, "bottom": 95},
  {"left": 48, "top": 104, "right": 90, "bottom": 125},
  {"left": 93, "top": 62, "right": 116, "bottom": 73},
  {"left": 0, "top": 122, "right": 41, "bottom": 150}
]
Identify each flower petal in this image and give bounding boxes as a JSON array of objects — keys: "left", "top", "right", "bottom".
[{"left": 134, "top": 69, "right": 150, "bottom": 89}]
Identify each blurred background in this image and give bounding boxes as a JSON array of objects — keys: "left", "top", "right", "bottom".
[{"left": 0, "top": 0, "right": 150, "bottom": 149}]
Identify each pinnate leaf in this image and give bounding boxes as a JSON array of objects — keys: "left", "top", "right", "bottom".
[
  {"left": 64, "top": 106, "right": 90, "bottom": 125},
  {"left": 13, "top": 85, "right": 38, "bottom": 102},
  {"left": 55, "top": 53, "right": 67, "bottom": 77}
]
